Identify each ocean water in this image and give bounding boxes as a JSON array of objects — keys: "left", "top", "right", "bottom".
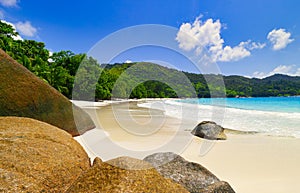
[
  {"left": 138, "top": 97, "right": 300, "bottom": 138},
  {"left": 179, "top": 97, "right": 300, "bottom": 113}
]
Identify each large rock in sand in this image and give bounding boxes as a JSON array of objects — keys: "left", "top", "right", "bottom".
[
  {"left": 0, "top": 117, "right": 90, "bottom": 192},
  {"left": 144, "top": 152, "right": 235, "bottom": 193},
  {"left": 198, "top": 181, "right": 235, "bottom": 193},
  {"left": 66, "top": 156, "right": 189, "bottom": 193},
  {"left": 0, "top": 49, "right": 95, "bottom": 136},
  {"left": 191, "top": 121, "right": 227, "bottom": 140}
]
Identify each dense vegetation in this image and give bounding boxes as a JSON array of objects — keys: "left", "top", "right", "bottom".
[
  {"left": 1, "top": 20, "right": 300, "bottom": 100},
  {"left": 186, "top": 73, "right": 300, "bottom": 98}
]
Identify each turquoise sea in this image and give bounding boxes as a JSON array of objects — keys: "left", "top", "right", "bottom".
[
  {"left": 179, "top": 96, "right": 300, "bottom": 113},
  {"left": 139, "top": 96, "right": 300, "bottom": 138}
]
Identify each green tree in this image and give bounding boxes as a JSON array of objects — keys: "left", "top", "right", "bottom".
[
  {"left": 73, "top": 56, "right": 101, "bottom": 100},
  {"left": 0, "top": 21, "right": 19, "bottom": 39}
]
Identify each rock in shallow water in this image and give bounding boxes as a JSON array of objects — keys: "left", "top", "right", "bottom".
[
  {"left": 144, "top": 152, "right": 235, "bottom": 193},
  {"left": 0, "top": 117, "right": 90, "bottom": 193},
  {"left": 191, "top": 121, "right": 227, "bottom": 140}
]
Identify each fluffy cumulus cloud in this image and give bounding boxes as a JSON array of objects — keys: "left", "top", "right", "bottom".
[
  {"left": 0, "top": 0, "right": 18, "bottom": 7},
  {"left": 253, "top": 65, "right": 300, "bottom": 78},
  {"left": 215, "top": 42, "right": 251, "bottom": 62},
  {"left": 176, "top": 18, "right": 223, "bottom": 51},
  {"left": 267, "top": 28, "right": 294, "bottom": 50},
  {"left": 176, "top": 17, "right": 265, "bottom": 62},
  {"left": 15, "top": 21, "right": 37, "bottom": 37}
]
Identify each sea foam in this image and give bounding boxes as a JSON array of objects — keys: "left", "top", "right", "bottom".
[{"left": 138, "top": 99, "right": 300, "bottom": 138}]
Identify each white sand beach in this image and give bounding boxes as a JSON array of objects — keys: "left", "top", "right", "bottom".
[
  {"left": 183, "top": 134, "right": 300, "bottom": 193},
  {"left": 74, "top": 100, "right": 300, "bottom": 193}
]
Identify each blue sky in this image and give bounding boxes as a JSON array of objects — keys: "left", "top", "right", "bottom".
[{"left": 1, "top": 0, "right": 300, "bottom": 77}]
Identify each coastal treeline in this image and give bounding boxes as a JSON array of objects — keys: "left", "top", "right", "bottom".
[{"left": 1, "top": 20, "right": 300, "bottom": 100}]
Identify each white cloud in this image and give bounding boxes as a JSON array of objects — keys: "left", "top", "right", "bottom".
[
  {"left": 214, "top": 42, "right": 251, "bottom": 62},
  {"left": 176, "top": 18, "right": 224, "bottom": 52},
  {"left": 124, "top": 60, "right": 132, "bottom": 63},
  {"left": 247, "top": 41, "right": 266, "bottom": 50},
  {"left": 1, "top": 20, "right": 22, "bottom": 40},
  {"left": 271, "top": 65, "right": 295, "bottom": 74},
  {"left": 253, "top": 65, "right": 300, "bottom": 78},
  {"left": 15, "top": 21, "right": 37, "bottom": 37},
  {"left": 47, "top": 51, "right": 54, "bottom": 62},
  {"left": 176, "top": 17, "right": 265, "bottom": 62},
  {"left": 0, "top": 0, "right": 18, "bottom": 7},
  {"left": 267, "top": 28, "right": 294, "bottom": 50},
  {"left": 252, "top": 71, "right": 266, "bottom": 79}
]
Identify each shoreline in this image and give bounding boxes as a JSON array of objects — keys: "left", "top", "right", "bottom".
[
  {"left": 138, "top": 98, "right": 300, "bottom": 139},
  {"left": 74, "top": 99, "right": 300, "bottom": 193}
]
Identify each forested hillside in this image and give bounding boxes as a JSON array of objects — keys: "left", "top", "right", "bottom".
[
  {"left": 185, "top": 73, "right": 300, "bottom": 98},
  {"left": 1, "top": 20, "right": 300, "bottom": 100}
]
